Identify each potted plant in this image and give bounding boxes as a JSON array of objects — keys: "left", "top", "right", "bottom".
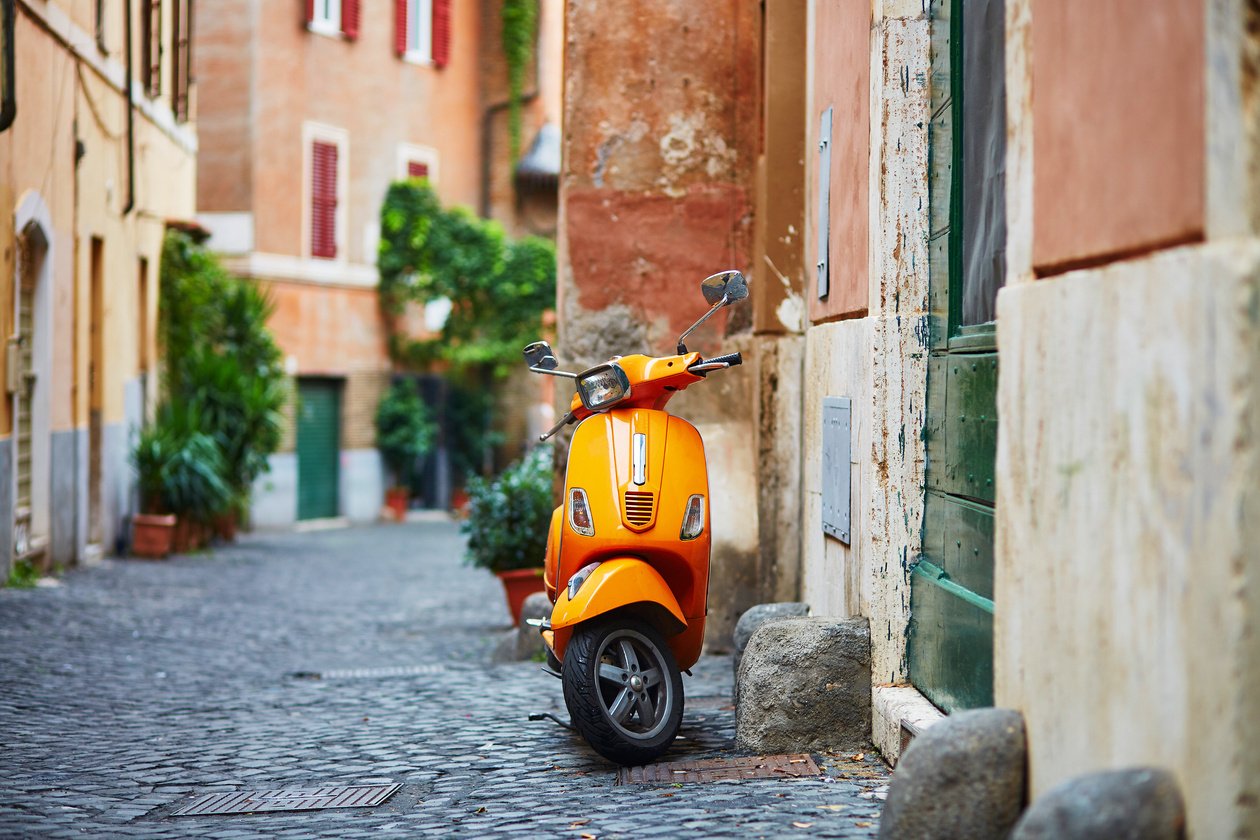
[
  {"left": 462, "top": 444, "right": 554, "bottom": 623},
  {"left": 131, "top": 422, "right": 178, "bottom": 559},
  {"left": 375, "top": 378, "right": 436, "bottom": 521},
  {"left": 131, "top": 404, "right": 234, "bottom": 555}
]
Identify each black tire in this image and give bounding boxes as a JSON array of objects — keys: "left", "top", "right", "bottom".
[{"left": 561, "top": 617, "right": 684, "bottom": 765}]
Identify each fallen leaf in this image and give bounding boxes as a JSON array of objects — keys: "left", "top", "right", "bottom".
[
  {"left": 569, "top": 820, "right": 590, "bottom": 828},
  {"left": 856, "top": 822, "right": 873, "bottom": 828},
  {"left": 581, "top": 834, "right": 597, "bottom": 840},
  {"left": 792, "top": 822, "right": 814, "bottom": 829},
  {"left": 818, "top": 804, "right": 848, "bottom": 811},
  {"left": 851, "top": 752, "right": 865, "bottom": 761},
  {"left": 474, "top": 806, "right": 486, "bottom": 813},
  {"left": 659, "top": 792, "right": 675, "bottom": 798}
]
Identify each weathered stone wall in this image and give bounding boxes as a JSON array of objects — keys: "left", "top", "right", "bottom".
[{"left": 558, "top": 0, "right": 762, "bottom": 648}]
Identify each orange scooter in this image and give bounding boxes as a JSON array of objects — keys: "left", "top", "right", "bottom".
[{"left": 522, "top": 270, "right": 749, "bottom": 765}]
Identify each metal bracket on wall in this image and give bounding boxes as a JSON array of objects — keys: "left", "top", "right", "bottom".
[
  {"left": 816, "top": 106, "right": 832, "bottom": 300},
  {"left": 821, "top": 396, "right": 850, "bottom": 544}
]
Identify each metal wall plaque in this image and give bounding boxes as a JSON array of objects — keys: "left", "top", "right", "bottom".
[
  {"left": 817, "top": 106, "right": 833, "bottom": 299},
  {"left": 821, "top": 396, "right": 851, "bottom": 543}
]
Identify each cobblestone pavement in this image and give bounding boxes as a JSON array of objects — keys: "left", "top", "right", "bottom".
[{"left": 0, "top": 520, "right": 888, "bottom": 838}]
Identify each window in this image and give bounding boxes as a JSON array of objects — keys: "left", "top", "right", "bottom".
[
  {"left": 170, "top": 0, "right": 192, "bottom": 122},
  {"left": 141, "top": 0, "right": 162, "bottom": 98},
  {"left": 306, "top": 0, "right": 359, "bottom": 40},
  {"left": 397, "top": 144, "right": 439, "bottom": 184},
  {"left": 305, "top": 124, "right": 348, "bottom": 261},
  {"left": 310, "top": 0, "right": 341, "bottom": 33},
  {"left": 396, "top": 0, "right": 449, "bottom": 67},
  {"left": 310, "top": 141, "right": 339, "bottom": 259}
]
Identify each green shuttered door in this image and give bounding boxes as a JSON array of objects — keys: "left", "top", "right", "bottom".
[
  {"left": 297, "top": 379, "right": 341, "bottom": 520},
  {"left": 909, "top": 0, "right": 1005, "bottom": 713}
]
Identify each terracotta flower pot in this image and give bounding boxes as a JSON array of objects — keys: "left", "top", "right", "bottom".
[
  {"left": 496, "top": 567, "right": 547, "bottom": 625},
  {"left": 214, "top": 512, "right": 238, "bottom": 542},
  {"left": 385, "top": 487, "right": 410, "bottom": 522},
  {"left": 132, "top": 514, "right": 176, "bottom": 559},
  {"left": 172, "top": 518, "right": 199, "bottom": 553}
]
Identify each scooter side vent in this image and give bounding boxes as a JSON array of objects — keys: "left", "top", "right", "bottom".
[{"left": 623, "top": 490, "right": 656, "bottom": 527}]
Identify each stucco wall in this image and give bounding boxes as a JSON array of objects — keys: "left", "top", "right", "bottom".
[{"left": 994, "top": 242, "right": 1260, "bottom": 839}]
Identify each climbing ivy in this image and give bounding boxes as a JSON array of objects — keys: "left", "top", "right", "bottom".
[
  {"left": 377, "top": 179, "right": 555, "bottom": 378},
  {"left": 501, "top": 0, "right": 537, "bottom": 164}
]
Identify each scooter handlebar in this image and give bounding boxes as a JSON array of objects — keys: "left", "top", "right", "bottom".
[{"left": 688, "top": 352, "right": 743, "bottom": 373}]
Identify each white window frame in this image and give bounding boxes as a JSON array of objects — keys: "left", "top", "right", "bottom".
[
  {"left": 309, "top": 0, "right": 342, "bottom": 37},
  {"left": 404, "top": 0, "right": 433, "bottom": 64},
  {"left": 302, "top": 121, "right": 350, "bottom": 263},
  {"left": 396, "top": 143, "right": 440, "bottom": 185}
]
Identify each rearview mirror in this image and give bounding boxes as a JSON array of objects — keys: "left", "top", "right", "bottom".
[
  {"left": 523, "top": 341, "right": 558, "bottom": 370},
  {"left": 700, "top": 270, "right": 748, "bottom": 306}
]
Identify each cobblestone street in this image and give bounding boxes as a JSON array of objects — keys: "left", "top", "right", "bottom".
[{"left": 0, "top": 520, "right": 887, "bottom": 838}]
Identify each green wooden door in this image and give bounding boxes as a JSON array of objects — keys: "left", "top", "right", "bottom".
[
  {"left": 908, "top": 0, "right": 1006, "bottom": 712},
  {"left": 297, "top": 378, "right": 342, "bottom": 521}
]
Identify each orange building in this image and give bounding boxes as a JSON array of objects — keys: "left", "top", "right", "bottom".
[{"left": 194, "top": 0, "right": 560, "bottom": 526}]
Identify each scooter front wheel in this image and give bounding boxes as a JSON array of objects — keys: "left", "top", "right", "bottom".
[{"left": 562, "top": 617, "right": 684, "bottom": 765}]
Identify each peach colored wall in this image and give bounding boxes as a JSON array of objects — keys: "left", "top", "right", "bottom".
[
  {"left": 1031, "top": 0, "right": 1205, "bottom": 274},
  {"left": 808, "top": 0, "right": 870, "bottom": 323},
  {"left": 262, "top": 281, "right": 390, "bottom": 375},
  {"left": 250, "top": 0, "right": 484, "bottom": 262}
]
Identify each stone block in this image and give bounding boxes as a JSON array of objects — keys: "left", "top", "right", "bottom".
[
  {"left": 732, "top": 602, "right": 810, "bottom": 678},
  {"left": 877, "top": 708, "right": 1025, "bottom": 840},
  {"left": 735, "top": 617, "right": 870, "bottom": 754},
  {"left": 1011, "top": 768, "right": 1185, "bottom": 840},
  {"left": 490, "top": 592, "right": 552, "bottom": 663}
]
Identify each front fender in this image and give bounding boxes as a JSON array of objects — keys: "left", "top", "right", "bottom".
[{"left": 550, "top": 557, "right": 687, "bottom": 635}]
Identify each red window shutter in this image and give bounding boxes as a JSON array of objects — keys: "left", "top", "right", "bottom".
[
  {"left": 341, "top": 0, "right": 360, "bottom": 38},
  {"left": 305, "top": 0, "right": 315, "bottom": 23},
  {"left": 432, "top": 0, "right": 451, "bottom": 67},
  {"left": 310, "top": 142, "right": 339, "bottom": 259},
  {"left": 407, "top": 161, "right": 429, "bottom": 180},
  {"left": 394, "top": 0, "right": 408, "bottom": 55}
]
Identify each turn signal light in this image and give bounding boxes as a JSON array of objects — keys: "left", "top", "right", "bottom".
[
  {"left": 568, "top": 488, "right": 595, "bottom": 536},
  {"left": 680, "top": 494, "right": 705, "bottom": 540}
]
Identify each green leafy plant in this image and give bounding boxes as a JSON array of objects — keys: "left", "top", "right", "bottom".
[
  {"left": 131, "top": 403, "right": 234, "bottom": 524},
  {"left": 378, "top": 180, "right": 555, "bottom": 378},
  {"left": 158, "top": 230, "right": 286, "bottom": 512},
  {"left": 462, "top": 444, "right": 554, "bottom": 573},
  {"left": 501, "top": 0, "right": 538, "bottom": 164},
  {"left": 5, "top": 559, "right": 39, "bottom": 589},
  {"left": 375, "top": 379, "right": 437, "bottom": 489}
]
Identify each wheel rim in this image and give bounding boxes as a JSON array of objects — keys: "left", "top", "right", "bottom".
[{"left": 594, "top": 628, "right": 675, "bottom": 741}]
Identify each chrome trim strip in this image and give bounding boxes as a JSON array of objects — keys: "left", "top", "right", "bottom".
[{"left": 632, "top": 433, "right": 647, "bottom": 485}]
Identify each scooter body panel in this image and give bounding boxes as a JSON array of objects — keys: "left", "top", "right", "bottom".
[
  {"left": 550, "top": 557, "right": 687, "bottom": 633},
  {"left": 549, "top": 408, "right": 711, "bottom": 669}
]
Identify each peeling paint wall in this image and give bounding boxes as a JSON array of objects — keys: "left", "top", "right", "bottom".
[
  {"left": 558, "top": 0, "right": 762, "bottom": 648},
  {"left": 798, "top": 4, "right": 932, "bottom": 762}
]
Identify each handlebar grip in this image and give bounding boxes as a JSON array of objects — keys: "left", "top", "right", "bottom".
[{"left": 702, "top": 352, "right": 743, "bottom": 368}]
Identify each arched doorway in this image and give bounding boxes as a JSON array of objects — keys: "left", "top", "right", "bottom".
[{"left": 12, "top": 196, "right": 53, "bottom": 571}]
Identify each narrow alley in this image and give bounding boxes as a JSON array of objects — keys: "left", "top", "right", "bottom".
[{"left": 0, "top": 521, "right": 887, "bottom": 838}]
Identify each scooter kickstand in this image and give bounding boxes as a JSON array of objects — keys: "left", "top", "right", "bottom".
[{"left": 528, "top": 712, "right": 575, "bottom": 731}]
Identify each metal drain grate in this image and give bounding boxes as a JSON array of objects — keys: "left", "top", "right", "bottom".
[
  {"left": 173, "top": 784, "right": 400, "bottom": 816},
  {"left": 616, "top": 754, "right": 821, "bottom": 785},
  {"left": 290, "top": 664, "right": 445, "bottom": 681}
]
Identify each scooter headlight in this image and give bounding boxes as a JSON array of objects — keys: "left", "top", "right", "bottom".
[
  {"left": 568, "top": 487, "right": 595, "bottom": 536},
  {"left": 567, "top": 561, "right": 601, "bottom": 600},
  {"left": 680, "top": 494, "right": 705, "bottom": 540},
  {"left": 576, "top": 363, "right": 631, "bottom": 411}
]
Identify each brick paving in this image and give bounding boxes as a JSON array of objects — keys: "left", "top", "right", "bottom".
[{"left": 0, "top": 519, "right": 888, "bottom": 838}]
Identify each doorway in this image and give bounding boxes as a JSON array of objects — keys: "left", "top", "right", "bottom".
[
  {"left": 12, "top": 220, "right": 51, "bottom": 569},
  {"left": 908, "top": 0, "right": 1006, "bottom": 712},
  {"left": 296, "top": 378, "right": 342, "bottom": 520}
]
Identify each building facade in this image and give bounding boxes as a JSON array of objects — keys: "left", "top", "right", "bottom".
[
  {"left": 194, "top": 0, "right": 561, "bottom": 526},
  {"left": 0, "top": 0, "right": 197, "bottom": 579},
  {"left": 558, "top": 0, "right": 1259, "bottom": 835}
]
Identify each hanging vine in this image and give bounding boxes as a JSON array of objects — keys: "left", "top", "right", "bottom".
[{"left": 501, "top": 0, "right": 537, "bottom": 164}]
